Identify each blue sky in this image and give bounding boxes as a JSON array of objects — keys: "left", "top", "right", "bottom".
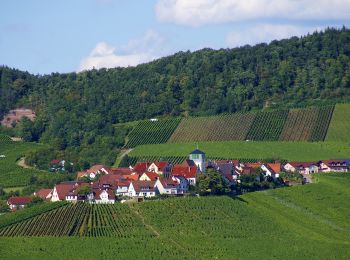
[{"left": 1, "top": 0, "right": 350, "bottom": 74}]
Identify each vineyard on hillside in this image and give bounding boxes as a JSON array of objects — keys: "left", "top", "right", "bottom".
[
  {"left": 279, "top": 106, "right": 334, "bottom": 141},
  {"left": 125, "top": 118, "right": 181, "bottom": 148},
  {"left": 246, "top": 110, "right": 289, "bottom": 141},
  {"left": 0, "top": 134, "right": 12, "bottom": 143},
  {"left": 326, "top": 103, "right": 350, "bottom": 142},
  {"left": 124, "top": 104, "right": 343, "bottom": 146},
  {"left": 168, "top": 113, "right": 256, "bottom": 143},
  {"left": 0, "top": 203, "right": 153, "bottom": 237}
]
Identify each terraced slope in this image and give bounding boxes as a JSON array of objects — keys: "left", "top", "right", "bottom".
[
  {"left": 125, "top": 118, "right": 181, "bottom": 148},
  {"left": 1, "top": 174, "right": 349, "bottom": 259},
  {"left": 246, "top": 110, "right": 289, "bottom": 141},
  {"left": 326, "top": 103, "right": 350, "bottom": 142},
  {"left": 168, "top": 112, "right": 256, "bottom": 143}
]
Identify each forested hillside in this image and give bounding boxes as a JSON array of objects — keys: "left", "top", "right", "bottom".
[{"left": 1, "top": 27, "right": 350, "bottom": 168}]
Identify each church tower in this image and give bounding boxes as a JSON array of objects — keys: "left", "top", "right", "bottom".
[{"left": 189, "top": 148, "right": 206, "bottom": 173}]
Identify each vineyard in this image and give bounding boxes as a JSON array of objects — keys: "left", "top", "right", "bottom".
[
  {"left": 123, "top": 104, "right": 343, "bottom": 146},
  {"left": 246, "top": 110, "right": 288, "bottom": 141},
  {"left": 326, "top": 103, "right": 350, "bottom": 142},
  {"left": 125, "top": 118, "right": 181, "bottom": 148},
  {"left": 1, "top": 174, "right": 349, "bottom": 259},
  {"left": 168, "top": 112, "right": 256, "bottom": 143},
  {"left": 0, "top": 203, "right": 153, "bottom": 237}
]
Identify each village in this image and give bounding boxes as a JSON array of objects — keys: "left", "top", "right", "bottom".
[{"left": 6, "top": 148, "right": 350, "bottom": 210}]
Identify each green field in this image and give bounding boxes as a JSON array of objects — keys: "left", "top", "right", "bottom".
[
  {"left": 0, "top": 138, "right": 59, "bottom": 187},
  {"left": 0, "top": 173, "right": 349, "bottom": 259},
  {"left": 129, "top": 141, "right": 350, "bottom": 162},
  {"left": 326, "top": 103, "right": 350, "bottom": 142}
]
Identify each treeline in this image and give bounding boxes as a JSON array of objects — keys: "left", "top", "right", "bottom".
[{"left": 1, "top": 27, "right": 350, "bottom": 168}]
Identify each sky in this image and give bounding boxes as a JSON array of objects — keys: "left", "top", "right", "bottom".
[{"left": 1, "top": 0, "right": 350, "bottom": 75}]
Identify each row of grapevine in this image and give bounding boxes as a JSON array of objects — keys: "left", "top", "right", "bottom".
[
  {"left": 0, "top": 203, "right": 153, "bottom": 237},
  {"left": 246, "top": 110, "right": 289, "bottom": 141},
  {"left": 0, "top": 134, "right": 12, "bottom": 143},
  {"left": 168, "top": 112, "right": 256, "bottom": 143},
  {"left": 279, "top": 106, "right": 334, "bottom": 141},
  {"left": 125, "top": 118, "right": 181, "bottom": 148}
]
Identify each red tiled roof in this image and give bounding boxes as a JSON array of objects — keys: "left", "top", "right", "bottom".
[
  {"left": 152, "top": 161, "right": 169, "bottom": 171},
  {"left": 124, "top": 174, "right": 140, "bottom": 181},
  {"left": 159, "top": 178, "right": 179, "bottom": 188},
  {"left": 8, "top": 196, "right": 32, "bottom": 205},
  {"left": 132, "top": 162, "right": 151, "bottom": 174},
  {"left": 182, "top": 159, "right": 196, "bottom": 167},
  {"left": 245, "top": 163, "right": 262, "bottom": 169},
  {"left": 109, "top": 167, "right": 132, "bottom": 175},
  {"left": 94, "top": 189, "right": 115, "bottom": 200},
  {"left": 267, "top": 163, "right": 281, "bottom": 174},
  {"left": 35, "top": 189, "right": 52, "bottom": 200},
  {"left": 50, "top": 159, "right": 61, "bottom": 165},
  {"left": 55, "top": 183, "right": 78, "bottom": 200},
  {"left": 142, "top": 172, "right": 159, "bottom": 181},
  {"left": 131, "top": 181, "right": 155, "bottom": 192},
  {"left": 288, "top": 162, "right": 318, "bottom": 168},
  {"left": 171, "top": 165, "right": 197, "bottom": 179}
]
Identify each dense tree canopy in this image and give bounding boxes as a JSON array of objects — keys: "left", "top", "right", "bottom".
[{"left": 1, "top": 27, "right": 350, "bottom": 167}]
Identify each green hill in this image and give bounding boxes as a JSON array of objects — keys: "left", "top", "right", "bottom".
[
  {"left": 326, "top": 103, "right": 350, "bottom": 142},
  {"left": 0, "top": 173, "right": 349, "bottom": 259},
  {"left": 1, "top": 28, "right": 350, "bottom": 166}
]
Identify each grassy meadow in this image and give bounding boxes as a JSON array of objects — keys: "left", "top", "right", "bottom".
[{"left": 130, "top": 140, "right": 350, "bottom": 161}]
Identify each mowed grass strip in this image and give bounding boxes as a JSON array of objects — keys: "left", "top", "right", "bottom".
[
  {"left": 130, "top": 141, "right": 350, "bottom": 162},
  {"left": 168, "top": 112, "right": 256, "bottom": 143},
  {"left": 326, "top": 103, "right": 350, "bottom": 142}
]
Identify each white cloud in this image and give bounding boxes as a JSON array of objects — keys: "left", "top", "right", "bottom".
[
  {"left": 155, "top": 0, "right": 350, "bottom": 26},
  {"left": 226, "top": 24, "right": 320, "bottom": 47},
  {"left": 78, "top": 30, "right": 165, "bottom": 71}
]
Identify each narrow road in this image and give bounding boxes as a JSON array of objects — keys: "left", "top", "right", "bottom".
[
  {"left": 128, "top": 203, "right": 160, "bottom": 236},
  {"left": 113, "top": 148, "right": 133, "bottom": 167}
]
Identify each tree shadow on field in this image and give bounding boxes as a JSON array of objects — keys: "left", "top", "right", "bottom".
[{"left": 227, "top": 195, "right": 248, "bottom": 203}]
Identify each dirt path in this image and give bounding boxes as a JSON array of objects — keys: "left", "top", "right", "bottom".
[
  {"left": 113, "top": 148, "right": 133, "bottom": 167},
  {"left": 128, "top": 203, "right": 194, "bottom": 257},
  {"left": 128, "top": 203, "right": 160, "bottom": 236}
]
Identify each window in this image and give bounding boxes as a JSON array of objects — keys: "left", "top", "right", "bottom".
[{"left": 191, "top": 154, "right": 199, "bottom": 160}]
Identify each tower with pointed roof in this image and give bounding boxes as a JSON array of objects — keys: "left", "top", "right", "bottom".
[{"left": 189, "top": 148, "right": 206, "bottom": 173}]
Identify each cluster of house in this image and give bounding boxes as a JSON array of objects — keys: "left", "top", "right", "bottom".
[{"left": 7, "top": 149, "right": 350, "bottom": 208}]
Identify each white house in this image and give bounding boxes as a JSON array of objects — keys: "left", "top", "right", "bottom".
[
  {"left": 318, "top": 160, "right": 349, "bottom": 173},
  {"left": 155, "top": 178, "right": 183, "bottom": 195},
  {"left": 95, "top": 190, "right": 115, "bottom": 204},
  {"left": 284, "top": 162, "right": 319, "bottom": 174},
  {"left": 147, "top": 162, "right": 170, "bottom": 175},
  {"left": 128, "top": 181, "right": 156, "bottom": 198}
]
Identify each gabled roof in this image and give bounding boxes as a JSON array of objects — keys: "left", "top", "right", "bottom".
[
  {"left": 35, "top": 189, "right": 52, "bottom": 200},
  {"left": 171, "top": 165, "right": 198, "bottom": 179},
  {"left": 150, "top": 161, "right": 169, "bottom": 171},
  {"left": 132, "top": 162, "right": 151, "bottom": 174},
  {"left": 319, "top": 160, "right": 348, "bottom": 167},
  {"left": 131, "top": 181, "right": 155, "bottom": 192},
  {"left": 158, "top": 178, "right": 179, "bottom": 189},
  {"left": 8, "top": 196, "right": 32, "bottom": 205},
  {"left": 190, "top": 149, "right": 205, "bottom": 155},
  {"left": 182, "top": 159, "right": 196, "bottom": 167},
  {"left": 267, "top": 163, "right": 281, "bottom": 174},
  {"left": 141, "top": 172, "right": 159, "bottom": 181},
  {"left": 109, "top": 167, "right": 132, "bottom": 175},
  {"left": 124, "top": 174, "right": 140, "bottom": 181},
  {"left": 95, "top": 189, "right": 115, "bottom": 200},
  {"left": 288, "top": 162, "right": 318, "bottom": 168},
  {"left": 244, "top": 163, "right": 262, "bottom": 169},
  {"left": 54, "top": 183, "right": 79, "bottom": 200}
]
